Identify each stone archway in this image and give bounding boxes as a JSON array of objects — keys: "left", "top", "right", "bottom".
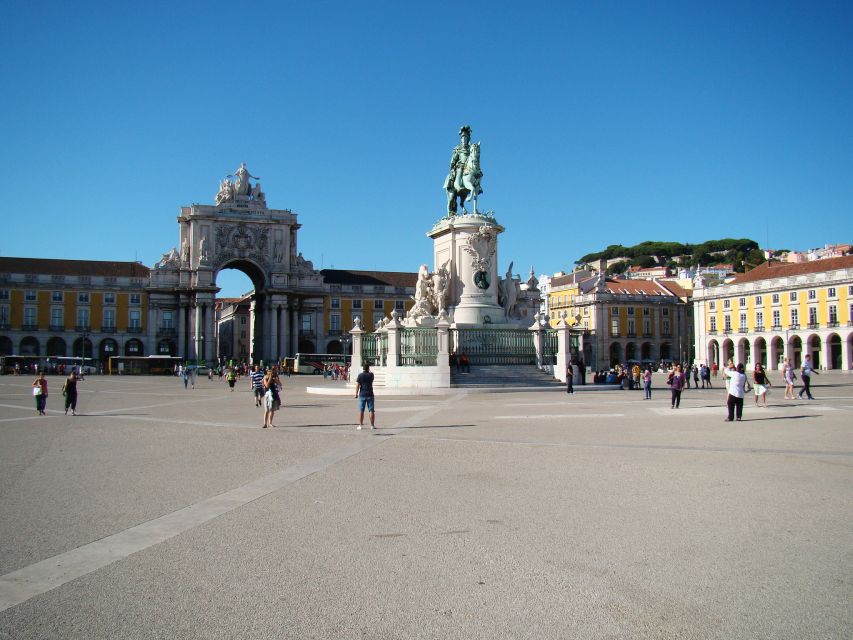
[
  {"left": 20, "top": 336, "right": 40, "bottom": 356},
  {"left": 609, "top": 342, "right": 622, "bottom": 366},
  {"left": 707, "top": 339, "right": 720, "bottom": 367},
  {"left": 125, "top": 339, "right": 144, "bottom": 356},
  {"left": 72, "top": 337, "right": 94, "bottom": 358},
  {"left": 721, "top": 339, "right": 734, "bottom": 364},
  {"left": 769, "top": 336, "right": 784, "bottom": 370},
  {"left": 147, "top": 165, "right": 320, "bottom": 365},
  {"left": 100, "top": 338, "right": 119, "bottom": 362},
  {"left": 827, "top": 334, "right": 842, "bottom": 370},
  {"left": 626, "top": 342, "right": 637, "bottom": 362},
  {"left": 660, "top": 342, "right": 672, "bottom": 361},
  {"left": 789, "top": 335, "right": 802, "bottom": 368},
  {"left": 641, "top": 342, "right": 652, "bottom": 362},
  {"left": 737, "top": 338, "right": 750, "bottom": 366},
  {"left": 806, "top": 334, "right": 821, "bottom": 368},
  {"left": 754, "top": 337, "right": 766, "bottom": 367},
  {"left": 0, "top": 336, "right": 12, "bottom": 356},
  {"left": 46, "top": 337, "right": 67, "bottom": 357}
]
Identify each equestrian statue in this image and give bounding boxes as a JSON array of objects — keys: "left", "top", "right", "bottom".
[{"left": 444, "top": 125, "right": 484, "bottom": 215}]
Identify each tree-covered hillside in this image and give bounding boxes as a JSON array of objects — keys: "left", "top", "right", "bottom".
[{"left": 577, "top": 239, "right": 764, "bottom": 274}]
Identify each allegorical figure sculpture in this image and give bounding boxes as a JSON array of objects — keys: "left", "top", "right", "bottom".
[
  {"left": 215, "top": 163, "right": 263, "bottom": 205},
  {"left": 444, "top": 125, "right": 484, "bottom": 215},
  {"left": 499, "top": 261, "right": 521, "bottom": 318}
]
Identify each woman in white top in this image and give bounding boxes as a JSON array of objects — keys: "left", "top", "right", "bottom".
[
  {"left": 782, "top": 357, "right": 796, "bottom": 400},
  {"left": 724, "top": 362, "right": 748, "bottom": 422}
]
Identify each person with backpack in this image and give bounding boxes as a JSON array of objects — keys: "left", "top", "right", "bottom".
[{"left": 797, "top": 355, "right": 819, "bottom": 400}]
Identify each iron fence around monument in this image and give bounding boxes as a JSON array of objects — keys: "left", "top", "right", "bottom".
[
  {"left": 543, "top": 330, "right": 558, "bottom": 365},
  {"left": 399, "top": 328, "right": 438, "bottom": 366},
  {"left": 451, "top": 328, "right": 537, "bottom": 365},
  {"left": 360, "top": 332, "right": 386, "bottom": 367}
]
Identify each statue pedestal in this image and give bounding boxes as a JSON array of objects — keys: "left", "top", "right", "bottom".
[{"left": 428, "top": 213, "right": 507, "bottom": 327}]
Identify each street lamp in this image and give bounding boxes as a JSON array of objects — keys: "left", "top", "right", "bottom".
[
  {"left": 341, "top": 334, "right": 350, "bottom": 369},
  {"left": 79, "top": 329, "right": 90, "bottom": 377}
]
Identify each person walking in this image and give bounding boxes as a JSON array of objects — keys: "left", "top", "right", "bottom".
[
  {"left": 797, "top": 355, "right": 819, "bottom": 400},
  {"left": 753, "top": 363, "right": 770, "bottom": 407},
  {"left": 62, "top": 371, "right": 79, "bottom": 415},
  {"left": 250, "top": 365, "right": 265, "bottom": 407},
  {"left": 262, "top": 370, "right": 274, "bottom": 428},
  {"left": 667, "top": 364, "right": 686, "bottom": 409},
  {"left": 642, "top": 366, "right": 652, "bottom": 399},
  {"left": 355, "top": 363, "right": 376, "bottom": 430},
  {"left": 226, "top": 367, "right": 237, "bottom": 391},
  {"left": 32, "top": 371, "right": 48, "bottom": 415},
  {"left": 182, "top": 366, "right": 189, "bottom": 390},
  {"left": 724, "top": 362, "right": 748, "bottom": 421},
  {"left": 692, "top": 365, "right": 700, "bottom": 389},
  {"left": 782, "top": 357, "right": 796, "bottom": 399},
  {"left": 566, "top": 360, "right": 574, "bottom": 394}
]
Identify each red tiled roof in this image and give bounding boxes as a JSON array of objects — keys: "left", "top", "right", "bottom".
[
  {"left": 0, "top": 257, "right": 149, "bottom": 278},
  {"left": 604, "top": 278, "right": 680, "bottom": 297},
  {"left": 730, "top": 255, "right": 853, "bottom": 284},
  {"left": 658, "top": 280, "right": 691, "bottom": 298},
  {"left": 320, "top": 269, "right": 417, "bottom": 287}
]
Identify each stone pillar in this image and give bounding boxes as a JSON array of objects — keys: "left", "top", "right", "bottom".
[
  {"left": 436, "top": 313, "right": 450, "bottom": 372},
  {"left": 822, "top": 334, "right": 832, "bottom": 371},
  {"left": 147, "top": 305, "right": 157, "bottom": 356},
  {"left": 385, "top": 313, "right": 402, "bottom": 371},
  {"left": 204, "top": 303, "right": 215, "bottom": 363},
  {"left": 248, "top": 300, "right": 257, "bottom": 364},
  {"left": 554, "top": 314, "right": 571, "bottom": 384},
  {"left": 290, "top": 305, "right": 298, "bottom": 355},
  {"left": 193, "top": 301, "right": 203, "bottom": 361},
  {"left": 841, "top": 336, "right": 851, "bottom": 371},
  {"left": 529, "top": 322, "right": 545, "bottom": 369},
  {"left": 349, "top": 320, "right": 364, "bottom": 384},
  {"left": 279, "top": 301, "right": 290, "bottom": 358},
  {"left": 178, "top": 302, "right": 187, "bottom": 359},
  {"left": 270, "top": 305, "right": 278, "bottom": 365}
]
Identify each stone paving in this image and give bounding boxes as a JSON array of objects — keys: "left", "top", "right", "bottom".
[{"left": 0, "top": 371, "right": 851, "bottom": 639}]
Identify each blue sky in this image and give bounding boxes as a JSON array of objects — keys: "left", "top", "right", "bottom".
[{"left": 2, "top": 1, "right": 851, "bottom": 297}]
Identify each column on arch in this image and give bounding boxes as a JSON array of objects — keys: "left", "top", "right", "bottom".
[
  {"left": 204, "top": 302, "right": 216, "bottom": 363},
  {"left": 178, "top": 302, "right": 187, "bottom": 359},
  {"left": 193, "top": 300, "right": 203, "bottom": 360},
  {"left": 268, "top": 302, "right": 278, "bottom": 364},
  {"left": 841, "top": 332, "right": 851, "bottom": 371},
  {"left": 279, "top": 300, "right": 290, "bottom": 358}
]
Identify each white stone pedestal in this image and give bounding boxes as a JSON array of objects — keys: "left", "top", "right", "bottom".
[{"left": 428, "top": 213, "right": 508, "bottom": 327}]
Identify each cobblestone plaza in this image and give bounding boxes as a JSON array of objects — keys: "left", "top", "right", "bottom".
[{"left": 1, "top": 374, "right": 851, "bottom": 639}]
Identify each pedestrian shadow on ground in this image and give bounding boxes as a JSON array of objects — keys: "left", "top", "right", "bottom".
[{"left": 739, "top": 415, "right": 818, "bottom": 422}]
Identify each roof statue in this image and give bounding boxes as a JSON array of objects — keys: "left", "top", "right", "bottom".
[{"left": 215, "top": 163, "right": 266, "bottom": 206}]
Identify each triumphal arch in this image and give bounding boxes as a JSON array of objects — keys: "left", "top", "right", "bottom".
[{"left": 147, "top": 164, "right": 323, "bottom": 362}]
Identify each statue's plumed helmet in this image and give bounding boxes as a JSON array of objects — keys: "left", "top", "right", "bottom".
[{"left": 459, "top": 125, "right": 472, "bottom": 137}]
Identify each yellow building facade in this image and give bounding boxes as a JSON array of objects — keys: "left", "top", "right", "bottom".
[
  {"left": 693, "top": 255, "right": 853, "bottom": 370},
  {"left": 547, "top": 271, "right": 692, "bottom": 369},
  {"left": 0, "top": 258, "right": 150, "bottom": 362}
]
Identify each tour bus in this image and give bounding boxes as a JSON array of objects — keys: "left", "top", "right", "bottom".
[
  {"left": 0, "top": 355, "right": 97, "bottom": 375},
  {"left": 108, "top": 355, "right": 183, "bottom": 375},
  {"left": 293, "top": 353, "right": 350, "bottom": 375}
]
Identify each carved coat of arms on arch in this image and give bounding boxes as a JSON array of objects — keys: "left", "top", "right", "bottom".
[{"left": 212, "top": 223, "right": 271, "bottom": 271}]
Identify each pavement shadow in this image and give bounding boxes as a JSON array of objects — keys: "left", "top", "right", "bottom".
[
  {"left": 400, "top": 424, "right": 473, "bottom": 429},
  {"left": 739, "top": 415, "right": 818, "bottom": 422}
]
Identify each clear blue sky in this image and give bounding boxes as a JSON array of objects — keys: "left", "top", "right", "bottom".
[{"left": 2, "top": 1, "right": 851, "bottom": 297}]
